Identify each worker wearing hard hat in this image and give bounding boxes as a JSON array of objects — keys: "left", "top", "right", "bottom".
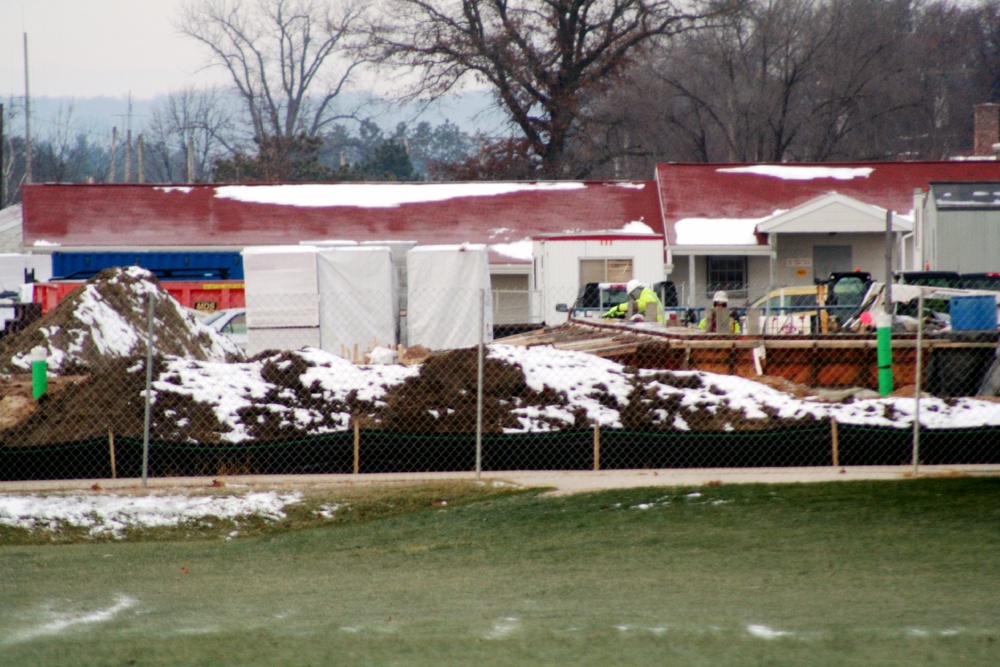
[
  {"left": 699, "top": 291, "right": 742, "bottom": 333},
  {"left": 602, "top": 279, "right": 665, "bottom": 323}
]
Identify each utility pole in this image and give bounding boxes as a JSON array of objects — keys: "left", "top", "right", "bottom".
[
  {"left": 23, "top": 33, "right": 32, "bottom": 184},
  {"left": 137, "top": 134, "right": 145, "bottom": 183},
  {"left": 124, "top": 93, "right": 132, "bottom": 182},
  {"left": 109, "top": 127, "right": 117, "bottom": 183},
  {"left": 125, "top": 128, "right": 132, "bottom": 183}
]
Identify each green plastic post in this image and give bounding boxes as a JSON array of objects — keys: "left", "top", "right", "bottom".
[
  {"left": 30, "top": 346, "right": 48, "bottom": 399},
  {"left": 875, "top": 312, "right": 893, "bottom": 396}
]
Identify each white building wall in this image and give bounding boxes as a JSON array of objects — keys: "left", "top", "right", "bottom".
[
  {"left": 533, "top": 236, "right": 665, "bottom": 325},
  {"left": 770, "top": 233, "right": 893, "bottom": 286}
]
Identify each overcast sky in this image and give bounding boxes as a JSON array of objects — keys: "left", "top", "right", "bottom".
[{"left": 1, "top": 0, "right": 232, "bottom": 100}]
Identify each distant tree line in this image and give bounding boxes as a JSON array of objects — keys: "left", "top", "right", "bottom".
[
  {"left": 3, "top": 0, "right": 1000, "bottom": 205},
  {"left": 0, "top": 97, "right": 478, "bottom": 205}
]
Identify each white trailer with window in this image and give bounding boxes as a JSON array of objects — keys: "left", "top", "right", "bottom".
[{"left": 531, "top": 231, "right": 666, "bottom": 325}]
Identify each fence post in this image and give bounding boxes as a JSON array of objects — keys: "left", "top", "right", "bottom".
[
  {"left": 476, "top": 288, "right": 485, "bottom": 479},
  {"left": 912, "top": 291, "right": 924, "bottom": 476},
  {"left": 142, "top": 292, "right": 155, "bottom": 488},
  {"left": 593, "top": 423, "right": 601, "bottom": 471},
  {"left": 353, "top": 418, "right": 360, "bottom": 474},
  {"left": 108, "top": 428, "right": 117, "bottom": 479},
  {"left": 830, "top": 418, "right": 839, "bottom": 468}
]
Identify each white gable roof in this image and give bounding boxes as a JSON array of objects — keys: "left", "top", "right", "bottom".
[{"left": 756, "top": 192, "right": 912, "bottom": 234}]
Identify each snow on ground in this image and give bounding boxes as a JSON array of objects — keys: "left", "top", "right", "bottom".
[
  {"left": 0, "top": 491, "right": 303, "bottom": 538},
  {"left": 6, "top": 266, "right": 241, "bottom": 372},
  {"left": 143, "top": 343, "right": 1000, "bottom": 439},
  {"left": 635, "top": 366, "right": 1000, "bottom": 430},
  {"left": 153, "top": 349, "right": 419, "bottom": 442},
  {"left": 489, "top": 345, "right": 632, "bottom": 429}
]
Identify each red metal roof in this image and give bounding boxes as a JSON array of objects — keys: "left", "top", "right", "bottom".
[
  {"left": 21, "top": 181, "right": 663, "bottom": 264},
  {"left": 655, "top": 161, "right": 1000, "bottom": 245}
]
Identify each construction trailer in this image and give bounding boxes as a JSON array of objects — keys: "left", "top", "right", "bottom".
[{"left": 531, "top": 231, "right": 667, "bottom": 327}]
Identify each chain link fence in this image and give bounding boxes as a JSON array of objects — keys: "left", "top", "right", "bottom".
[{"left": 1, "top": 269, "right": 999, "bottom": 483}]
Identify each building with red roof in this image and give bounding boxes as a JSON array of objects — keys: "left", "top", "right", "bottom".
[
  {"left": 15, "top": 158, "right": 1000, "bottom": 320},
  {"left": 655, "top": 161, "right": 1000, "bottom": 307},
  {"left": 19, "top": 180, "right": 663, "bottom": 324}
]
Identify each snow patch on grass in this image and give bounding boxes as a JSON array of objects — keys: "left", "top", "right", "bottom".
[{"left": 5, "top": 594, "right": 137, "bottom": 644}]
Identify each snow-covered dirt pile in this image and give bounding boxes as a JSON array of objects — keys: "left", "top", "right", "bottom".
[
  {"left": 0, "top": 266, "right": 243, "bottom": 374},
  {"left": 0, "top": 266, "right": 998, "bottom": 447},
  {"left": 5, "top": 343, "right": 1000, "bottom": 448}
]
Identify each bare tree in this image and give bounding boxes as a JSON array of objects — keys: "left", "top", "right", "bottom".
[
  {"left": 367, "top": 0, "right": 742, "bottom": 178},
  {"left": 145, "top": 87, "right": 240, "bottom": 182},
  {"left": 586, "top": 0, "right": 930, "bottom": 166},
  {"left": 178, "top": 0, "right": 366, "bottom": 142},
  {"left": 1, "top": 99, "right": 25, "bottom": 206}
]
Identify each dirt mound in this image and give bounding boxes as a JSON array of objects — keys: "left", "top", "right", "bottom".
[
  {"left": 0, "top": 267, "right": 242, "bottom": 374},
  {"left": 379, "top": 348, "right": 587, "bottom": 433},
  {"left": 0, "top": 341, "right": 836, "bottom": 448}
]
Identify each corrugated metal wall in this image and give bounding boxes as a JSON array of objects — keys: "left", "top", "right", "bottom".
[{"left": 51, "top": 251, "right": 244, "bottom": 280}]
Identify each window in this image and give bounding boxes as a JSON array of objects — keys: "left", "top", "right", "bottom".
[
  {"left": 706, "top": 256, "right": 747, "bottom": 299},
  {"left": 223, "top": 314, "right": 247, "bottom": 335},
  {"left": 580, "top": 258, "right": 633, "bottom": 284}
]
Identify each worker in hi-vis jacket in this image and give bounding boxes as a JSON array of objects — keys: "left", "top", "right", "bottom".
[{"left": 602, "top": 279, "right": 664, "bottom": 323}]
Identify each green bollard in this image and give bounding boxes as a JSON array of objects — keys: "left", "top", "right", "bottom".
[
  {"left": 875, "top": 312, "right": 893, "bottom": 396},
  {"left": 30, "top": 346, "right": 48, "bottom": 399}
]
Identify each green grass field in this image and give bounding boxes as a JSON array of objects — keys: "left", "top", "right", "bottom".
[{"left": 3, "top": 477, "right": 1000, "bottom": 666}]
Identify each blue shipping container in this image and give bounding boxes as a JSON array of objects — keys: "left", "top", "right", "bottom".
[
  {"left": 51, "top": 251, "right": 244, "bottom": 281},
  {"left": 951, "top": 295, "right": 998, "bottom": 331}
]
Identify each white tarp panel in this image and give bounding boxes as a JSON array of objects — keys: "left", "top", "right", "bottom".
[
  {"left": 317, "top": 246, "right": 398, "bottom": 361},
  {"left": 361, "top": 240, "right": 416, "bottom": 305},
  {"left": 242, "top": 246, "right": 319, "bottom": 328},
  {"left": 245, "top": 327, "right": 321, "bottom": 357},
  {"left": 407, "top": 244, "right": 493, "bottom": 350}
]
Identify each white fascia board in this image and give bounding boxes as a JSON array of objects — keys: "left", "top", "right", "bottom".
[{"left": 670, "top": 245, "right": 773, "bottom": 256}]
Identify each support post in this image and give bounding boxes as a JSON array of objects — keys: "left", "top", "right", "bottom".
[
  {"left": 353, "top": 419, "right": 360, "bottom": 475},
  {"left": 108, "top": 428, "right": 117, "bottom": 479},
  {"left": 875, "top": 311, "right": 893, "bottom": 396},
  {"left": 912, "top": 292, "right": 924, "bottom": 476},
  {"left": 593, "top": 423, "right": 601, "bottom": 471},
  {"left": 885, "top": 210, "right": 894, "bottom": 313},
  {"left": 830, "top": 418, "right": 840, "bottom": 468},
  {"left": 142, "top": 293, "right": 154, "bottom": 487},
  {"left": 475, "top": 288, "right": 485, "bottom": 479}
]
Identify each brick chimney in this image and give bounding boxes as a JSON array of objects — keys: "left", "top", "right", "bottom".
[{"left": 974, "top": 103, "right": 1000, "bottom": 156}]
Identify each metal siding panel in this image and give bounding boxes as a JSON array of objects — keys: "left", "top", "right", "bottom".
[
  {"left": 939, "top": 211, "right": 1000, "bottom": 272},
  {"left": 52, "top": 251, "right": 244, "bottom": 279}
]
